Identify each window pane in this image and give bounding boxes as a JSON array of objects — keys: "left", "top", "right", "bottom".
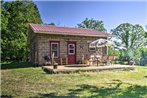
[
  {"left": 52, "top": 44, "right": 57, "bottom": 50},
  {"left": 69, "top": 45, "right": 74, "bottom": 49},
  {"left": 70, "top": 50, "right": 74, "bottom": 53},
  {"left": 52, "top": 51, "right": 57, "bottom": 57},
  {"left": 89, "top": 47, "right": 96, "bottom": 51},
  {"left": 51, "top": 43, "right": 59, "bottom": 58},
  {"left": 68, "top": 44, "right": 75, "bottom": 54}
]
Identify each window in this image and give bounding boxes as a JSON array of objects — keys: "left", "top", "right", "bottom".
[
  {"left": 89, "top": 47, "right": 96, "bottom": 51},
  {"left": 88, "top": 43, "right": 96, "bottom": 51},
  {"left": 68, "top": 44, "right": 75, "bottom": 54},
  {"left": 51, "top": 42, "right": 59, "bottom": 58}
]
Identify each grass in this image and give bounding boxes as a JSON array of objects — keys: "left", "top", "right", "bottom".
[{"left": 1, "top": 62, "right": 147, "bottom": 98}]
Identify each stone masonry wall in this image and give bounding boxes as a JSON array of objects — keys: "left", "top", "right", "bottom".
[{"left": 36, "top": 34, "right": 107, "bottom": 65}]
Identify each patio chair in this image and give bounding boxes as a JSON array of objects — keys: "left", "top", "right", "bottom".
[
  {"left": 60, "top": 57, "right": 68, "bottom": 65},
  {"left": 89, "top": 55, "right": 95, "bottom": 66},
  {"left": 99, "top": 55, "right": 108, "bottom": 66},
  {"left": 107, "top": 55, "right": 116, "bottom": 65},
  {"left": 94, "top": 54, "right": 102, "bottom": 66}
]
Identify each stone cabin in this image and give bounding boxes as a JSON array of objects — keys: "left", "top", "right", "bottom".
[{"left": 28, "top": 24, "right": 111, "bottom": 66}]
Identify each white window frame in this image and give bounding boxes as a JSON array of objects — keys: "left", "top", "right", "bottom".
[
  {"left": 68, "top": 44, "right": 75, "bottom": 55},
  {"left": 88, "top": 42, "right": 96, "bottom": 51},
  {"left": 89, "top": 47, "right": 96, "bottom": 51},
  {"left": 51, "top": 42, "right": 59, "bottom": 58}
]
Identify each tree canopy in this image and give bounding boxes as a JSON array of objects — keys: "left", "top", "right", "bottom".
[
  {"left": 111, "top": 23, "right": 146, "bottom": 50},
  {"left": 44, "top": 22, "right": 56, "bottom": 25},
  {"left": 145, "top": 32, "right": 147, "bottom": 38},
  {"left": 48, "top": 22, "right": 55, "bottom": 25},
  {"left": 1, "top": 1, "right": 42, "bottom": 61},
  {"left": 77, "top": 18, "right": 106, "bottom": 32}
]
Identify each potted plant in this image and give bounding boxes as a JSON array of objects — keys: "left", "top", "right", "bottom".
[{"left": 53, "top": 61, "right": 58, "bottom": 69}]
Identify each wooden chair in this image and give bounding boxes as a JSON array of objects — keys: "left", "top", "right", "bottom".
[
  {"left": 100, "top": 55, "right": 108, "bottom": 66},
  {"left": 60, "top": 57, "right": 68, "bottom": 65},
  {"left": 107, "top": 55, "right": 116, "bottom": 65},
  {"left": 89, "top": 55, "right": 95, "bottom": 66}
]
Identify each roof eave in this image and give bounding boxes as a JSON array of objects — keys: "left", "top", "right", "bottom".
[{"left": 34, "top": 31, "right": 109, "bottom": 37}]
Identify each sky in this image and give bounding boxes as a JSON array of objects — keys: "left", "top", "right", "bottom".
[
  {"left": 34, "top": 0, "right": 147, "bottom": 32},
  {"left": 34, "top": 1, "right": 146, "bottom": 32}
]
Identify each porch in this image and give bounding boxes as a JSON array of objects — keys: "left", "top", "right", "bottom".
[{"left": 42, "top": 64, "right": 136, "bottom": 74}]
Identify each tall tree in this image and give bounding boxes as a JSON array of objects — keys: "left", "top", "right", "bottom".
[
  {"left": 44, "top": 22, "right": 56, "bottom": 25},
  {"left": 1, "top": 1, "right": 42, "bottom": 61},
  {"left": 111, "top": 23, "right": 146, "bottom": 50},
  {"left": 77, "top": 18, "right": 106, "bottom": 32},
  {"left": 145, "top": 32, "right": 147, "bottom": 38}
]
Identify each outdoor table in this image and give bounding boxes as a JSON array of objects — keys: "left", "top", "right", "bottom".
[
  {"left": 95, "top": 55, "right": 101, "bottom": 66},
  {"left": 89, "top": 55, "right": 94, "bottom": 66}
]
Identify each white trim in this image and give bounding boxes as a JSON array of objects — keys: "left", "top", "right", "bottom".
[
  {"left": 88, "top": 42, "right": 96, "bottom": 51},
  {"left": 68, "top": 44, "right": 75, "bottom": 55},
  {"left": 89, "top": 47, "right": 96, "bottom": 51}
]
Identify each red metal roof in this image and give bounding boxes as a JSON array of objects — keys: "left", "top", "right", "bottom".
[{"left": 30, "top": 24, "right": 111, "bottom": 37}]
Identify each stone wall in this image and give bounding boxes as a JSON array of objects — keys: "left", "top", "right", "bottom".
[
  {"left": 28, "top": 28, "right": 38, "bottom": 65},
  {"left": 34, "top": 33, "right": 107, "bottom": 65}
]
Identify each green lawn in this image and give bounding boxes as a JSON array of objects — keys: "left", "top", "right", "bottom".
[{"left": 1, "top": 62, "right": 147, "bottom": 98}]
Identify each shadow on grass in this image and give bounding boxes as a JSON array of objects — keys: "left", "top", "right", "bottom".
[
  {"left": 32, "top": 80, "right": 147, "bottom": 98},
  {"left": 1, "top": 62, "right": 33, "bottom": 69},
  {"left": 30, "top": 93, "right": 75, "bottom": 98},
  {"left": 1, "top": 95, "right": 13, "bottom": 98}
]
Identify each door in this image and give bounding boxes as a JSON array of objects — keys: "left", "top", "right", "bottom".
[{"left": 68, "top": 42, "right": 76, "bottom": 64}]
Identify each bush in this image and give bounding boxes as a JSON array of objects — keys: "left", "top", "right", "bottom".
[
  {"left": 117, "top": 48, "right": 147, "bottom": 65},
  {"left": 140, "top": 48, "right": 147, "bottom": 66}
]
